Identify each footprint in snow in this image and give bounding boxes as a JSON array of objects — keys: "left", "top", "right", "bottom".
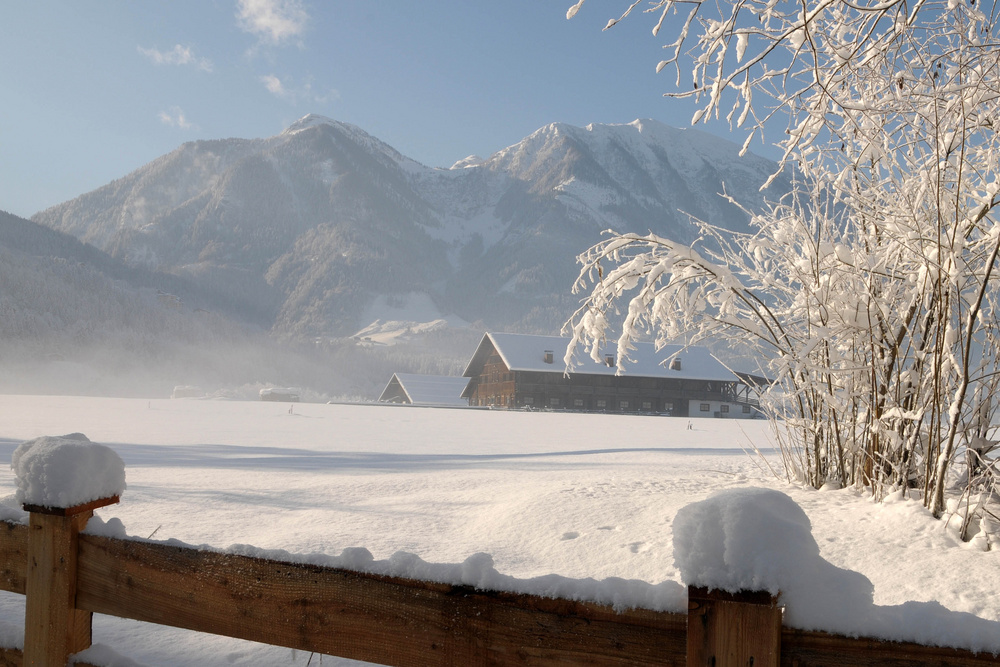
[{"left": 560, "top": 531, "right": 580, "bottom": 541}]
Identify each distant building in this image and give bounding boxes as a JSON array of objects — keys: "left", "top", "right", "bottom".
[
  {"left": 260, "top": 387, "right": 300, "bottom": 402},
  {"left": 171, "top": 385, "right": 204, "bottom": 399},
  {"left": 460, "top": 332, "right": 761, "bottom": 417},
  {"left": 378, "top": 373, "right": 471, "bottom": 407},
  {"left": 156, "top": 290, "right": 182, "bottom": 309}
]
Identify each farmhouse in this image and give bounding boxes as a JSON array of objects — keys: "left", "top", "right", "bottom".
[
  {"left": 378, "top": 373, "right": 470, "bottom": 407},
  {"left": 461, "top": 332, "right": 760, "bottom": 417},
  {"left": 259, "top": 387, "right": 300, "bottom": 403}
]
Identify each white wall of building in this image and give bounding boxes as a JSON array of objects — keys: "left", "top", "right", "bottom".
[{"left": 688, "top": 400, "right": 758, "bottom": 419}]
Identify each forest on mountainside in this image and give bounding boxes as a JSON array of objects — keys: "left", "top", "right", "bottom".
[{"left": 0, "top": 209, "right": 479, "bottom": 398}]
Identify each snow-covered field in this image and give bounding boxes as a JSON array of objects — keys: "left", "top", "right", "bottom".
[{"left": 0, "top": 395, "right": 997, "bottom": 665}]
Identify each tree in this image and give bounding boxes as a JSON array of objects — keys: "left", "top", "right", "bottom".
[{"left": 565, "top": 0, "right": 1000, "bottom": 539}]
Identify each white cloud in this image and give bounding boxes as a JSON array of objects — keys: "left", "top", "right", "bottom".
[
  {"left": 260, "top": 73, "right": 338, "bottom": 105},
  {"left": 236, "top": 0, "right": 308, "bottom": 45},
  {"left": 158, "top": 107, "right": 195, "bottom": 130},
  {"left": 261, "top": 74, "right": 288, "bottom": 98},
  {"left": 138, "top": 45, "right": 213, "bottom": 72}
]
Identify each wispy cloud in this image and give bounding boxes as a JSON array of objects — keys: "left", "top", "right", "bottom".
[
  {"left": 260, "top": 74, "right": 338, "bottom": 105},
  {"left": 158, "top": 107, "right": 195, "bottom": 130},
  {"left": 138, "top": 45, "right": 213, "bottom": 72},
  {"left": 261, "top": 74, "right": 288, "bottom": 98},
  {"left": 236, "top": 0, "right": 308, "bottom": 45}
]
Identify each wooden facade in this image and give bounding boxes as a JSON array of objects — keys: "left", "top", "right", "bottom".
[
  {"left": 379, "top": 376, "right": 410, "bottom": 404},
  {"left": 462, "top": 333, "right": 761, "bottom": 417},
  {"left": 468, "top": 350, "right": 517, "bottom": 408}
]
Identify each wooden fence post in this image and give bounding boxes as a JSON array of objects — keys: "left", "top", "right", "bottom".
[
  {"left": 687, "top": 585, "right": 781, "bottom": 667},
  {"left": 22, "top": 497, "right": 118, "bottom": 667}
]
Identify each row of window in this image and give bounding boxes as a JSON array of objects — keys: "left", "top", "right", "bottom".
[
  {"left": 474, "top": 394, "right": 753, "bottom": 414},
  {"left": 523, "top": 396, "right": 673, "bottom": 411},
  {"left": 481, "top": 370, "right": 514, "bottom": 384},
  {"left": 519, "top": 373, "right": 723, "bottom": 392},
  {"left": 478, "top": 394, "right": 514, "bottom": 407},
  {"left": 698, "top": 403, "right": 752, "bottom": 414},
  {"left": 524, "top": 397, "right": 752, "bottom": 414}
]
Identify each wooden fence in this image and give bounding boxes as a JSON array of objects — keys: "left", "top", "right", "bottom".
[{"left": 0, "top": 498, "right": 996, "bottom": 666}]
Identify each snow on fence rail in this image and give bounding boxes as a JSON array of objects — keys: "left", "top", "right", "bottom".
[{"left": 1, "top": 436, "right": 998, "bottom": 666}]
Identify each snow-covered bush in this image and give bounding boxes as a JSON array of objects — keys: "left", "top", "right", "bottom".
[{"left": 566, "top": 0, "right": 1000, "bottom": 538}]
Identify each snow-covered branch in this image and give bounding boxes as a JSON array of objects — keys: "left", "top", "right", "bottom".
[{"left": 567, "top": 0, "right": 1000, "bottom": 535}]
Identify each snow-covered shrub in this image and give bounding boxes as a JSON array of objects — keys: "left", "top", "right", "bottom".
[{"left": 566, "top": 0, "right": 1000, "bottom": 538}]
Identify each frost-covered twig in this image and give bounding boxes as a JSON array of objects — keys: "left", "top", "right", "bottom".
[{"left": 567, "top": 0, "right": 1000, "bottom": 537}]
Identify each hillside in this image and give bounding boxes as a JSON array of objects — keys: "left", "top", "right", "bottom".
[
  {"left": 32, "top": 116, "right": 789, "bottom": 340},
  {"left": 0, "top": 208, "right": 477, "bottom": 398}
]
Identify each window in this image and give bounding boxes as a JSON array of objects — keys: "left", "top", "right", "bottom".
[
  {"left": 573, "top": 398, "right": 584, "bottom": 408},
  {"left": 550, "top": 397, "right": 561, "bottom": 408},
  {"left": 700, "top": 403, "right": 711, "bottom": 412},
  {"left": 596, "top": 399, "right": 607, "bottom": 409},
  {"left": 641, "top": 401, "right": 652, "bottom": 410},
  {"left": 720, "top": 404, "right": 730, "bottom": 413},
  {"left": 664, "top": 401, "right": 674, "bottom": 412},
  {"left": 743, "top": 405, "right": 752, "bottom": 414},
  {"left": 619, "top": 400, "right": 630, "bottom": 410},
  {"left": 523, "top": 396, "right": 534, "bottom": 405}
]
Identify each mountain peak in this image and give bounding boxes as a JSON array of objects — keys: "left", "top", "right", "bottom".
[
  {"left": 450, "top": 155, "right": 485, "bottom": 170},
  {"left": 281, "top": 114, "right": 344, "bottom": 136}
]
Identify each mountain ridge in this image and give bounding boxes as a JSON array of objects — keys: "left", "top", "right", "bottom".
[{"left": 31, "top": 116, "right": 789, "bottom": 339}]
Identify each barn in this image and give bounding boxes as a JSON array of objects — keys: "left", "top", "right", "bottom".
[
  {"left": 378, "top": 373, "right": 471, "bottom": 407},
  {"left": 460, "top": 332, "right": 760, "bottom": 417}
]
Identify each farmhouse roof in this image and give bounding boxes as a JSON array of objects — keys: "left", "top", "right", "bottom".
[
  {"left": 379, "top": 373, "right": 470, "bottom": 406},
  {"left": 462, "top": 332, "right": 737, "bottom": 382}
]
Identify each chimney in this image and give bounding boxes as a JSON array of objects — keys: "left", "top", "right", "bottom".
[
  {"left": 605, "top": 354, "right": 615, "bottom": 367},
  {"left": 670, "top": 357, "right": 682, "bottom": 371},
  {"left": 543, "top": 350, "right": 554, "bottom": 364}
]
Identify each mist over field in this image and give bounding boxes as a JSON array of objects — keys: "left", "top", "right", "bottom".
[{"left": 3, "top": 116, "right": 788, "bottom": 400}]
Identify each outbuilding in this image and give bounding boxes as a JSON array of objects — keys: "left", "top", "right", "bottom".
[
  {"left": 378, "top": 373, "right": 471, "bottom": 407},
  {"left": 460, "top": 332, "right": 760, "bottom": 417}
]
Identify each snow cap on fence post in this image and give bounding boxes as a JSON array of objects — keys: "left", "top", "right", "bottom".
[
  {"left": 12, "top": 433, "right": 125, "bottom": 514},
  {"left": 672, "top": 487, "right": 875, "bottom": 633},
  {"left": 673, "top": 487, "right": 813, "bottom": 597}
]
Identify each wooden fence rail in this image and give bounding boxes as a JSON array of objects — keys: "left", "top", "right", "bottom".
[{"left": 0, "top": 503, "right": 996, "bottom": 666}]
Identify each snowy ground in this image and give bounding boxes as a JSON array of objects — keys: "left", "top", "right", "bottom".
[{"left": 0, "top": 395, "right": 997, "bottom": 665}]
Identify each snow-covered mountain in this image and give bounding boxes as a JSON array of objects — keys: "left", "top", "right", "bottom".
[
  {"left": 32, "top": 115, "right": 788, "bottom": 338},
  {"left": 0, "top": 208, "right": 272, "bottom": 396}
]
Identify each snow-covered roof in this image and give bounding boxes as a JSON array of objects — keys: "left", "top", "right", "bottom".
[
  {"left": 259, "top": 387, "right": 300, "bottom": 398},
  {"left": 380, "top": 374, "right": 470, "bottom": 406},
  {"left": 463, "top": 332, "right": 737, "bottom": 382}
]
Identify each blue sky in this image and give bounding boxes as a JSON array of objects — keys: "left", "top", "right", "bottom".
[{"left": 0, "top": 1, "right": 755, "bottom": 218}]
